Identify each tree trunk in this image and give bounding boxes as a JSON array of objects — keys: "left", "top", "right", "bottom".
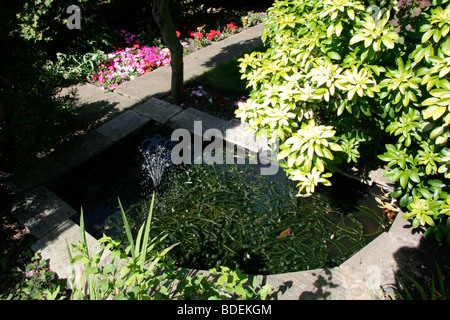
[{"left": 152, "top": 0, "right": 184, "bottom": 104}]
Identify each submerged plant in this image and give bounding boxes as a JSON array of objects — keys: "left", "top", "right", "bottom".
[{"left": 112, "top": 162, "right": 386, "bottom": 275}]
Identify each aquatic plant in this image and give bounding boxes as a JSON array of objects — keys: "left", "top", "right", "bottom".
[{"left": 112, "top": 162, "right": 386, "bottom": 275}]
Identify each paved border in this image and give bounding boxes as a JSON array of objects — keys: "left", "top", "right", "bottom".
[{"left": 5, "top": 24, "right": 424, "bottom": 300}]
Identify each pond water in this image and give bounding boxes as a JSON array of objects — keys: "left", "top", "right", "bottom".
[{"left": 48, "top": 121, "right": 390, "bottom": 274}]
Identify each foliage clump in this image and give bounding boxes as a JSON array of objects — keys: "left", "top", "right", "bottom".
[{"left": 237, "top": 0, "right": 450, "bottom": 242}]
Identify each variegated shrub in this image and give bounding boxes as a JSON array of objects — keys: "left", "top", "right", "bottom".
[{"left": 237, "top": 0, "right": 450, "bottom": 242}]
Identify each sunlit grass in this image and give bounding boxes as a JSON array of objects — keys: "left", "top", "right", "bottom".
[{"left": 191, "top": 44, "right": 266, "bottom": 95}]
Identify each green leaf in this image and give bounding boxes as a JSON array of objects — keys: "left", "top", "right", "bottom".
[
  {"left": 79, "top": 208, "right": 88, "bottom": 257},
  {"left": 277, "top": 148, "right": 291, "bottom": 160},
  {"left": 436, "top": 132, "right": 449, "bottom": 145},
  {"left": 140, "top": 193, "right": 155, "bottom": 269},
  {"left": 399, "top": 171, "right": 409, "bottom": 189},
  {"left": 327, "top": 51, "right": 341, "bottom": 60},
  {"left": 118, "top": 198, "right": 135, "bottom": 260},
  {"left": 382, "top": 37, "right": 395, "bottom": 49},
  {"left": 423, "top": 105, "right": 446, "bottom": 120},
  {"left": 350, "top": 33, "right": 365, "bottom": 45}
]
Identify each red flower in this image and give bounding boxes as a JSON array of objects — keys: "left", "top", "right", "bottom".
[
  {"left": 227, "top": 22, "right": 238, "bottom": 30},
  {"left": 208, "top": 30, "right": 221, "bottom": 39},
  {"left": 133, "top": 43, "right": 140, "bottom": 49},
  {"left": 188, "top": 30, "right": 194, "bottom": 37},
  {"left": 194, "top": 32, "right": 203, "bottom": 40},
  {"left": 176, "top": 31, "right": 181, "bottom": 38}
]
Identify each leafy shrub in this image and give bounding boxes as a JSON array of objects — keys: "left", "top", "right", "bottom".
[
  {"left": 0, "top": 252, "right": 67, "bottom": 300},
  {"left": 236, "top": 0, "right": 450, "bottom": 242},
  {"left": 0, "top": 1, "right": 78, "bottom": 171}
]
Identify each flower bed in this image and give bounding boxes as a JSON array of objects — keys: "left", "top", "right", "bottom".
[
  {"left": 92, "top": 44, "right": 171, "bottom": 90},
  {"left": 90, "top": 12, "right": 265, "bottom": 91},
  {"left": 91, "top": 29, "right": 172, "bottom": 90}
]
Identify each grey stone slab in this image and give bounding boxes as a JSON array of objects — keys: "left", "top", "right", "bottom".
[
  {"left": 115, "top": 66, "right": 172, "bottom": 101},
  {"left": 166, "top": 107, "right": 226, "bottom": 134},
  {"left": 11, "top": 186, "right": 78, "bottom": 239},
  {"left": 57, "top": 83, "right": 102, "bottom": 104},
  {"left": 95, "top": 110, "right": 150, "bottom": 142},
  {"left": 338, "top": 232, "right": 406, "bottom": 299},
  {"left": 55, "top": 130, "right": 114, "bottom": 168},
  {"left": 134, "top": 98, "right": 183, "bottom": 124},
  {"left": 265, "top": 267, "right": 349, "bottom": 300},
  {"left": 221, "top": 119, "right": 271, "bottom": 153},
  {"left": 31, "top": 219, "right": 105, "bottom": 281},
  {"left": 388, "top": 212, "right": 422, "bottom": 248},
  {"left": 371, "top": 167, "right": 395, "bottom": 190},
  {"left": 75, "top": 91, "right": 139, "bottom": 128},
  {"left": 183, "top": 55, "right": 212, "bottom": 80}
]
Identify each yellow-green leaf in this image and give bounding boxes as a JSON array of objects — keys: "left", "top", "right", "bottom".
[
  {"left": 382, "top": 37, "right": 395, "bottom": 49},
  {"left": 350, "top": 33, "right": 365, "bottom": 45},
  {"left": 423, "top": 105, "right": 446, "bottom": 120}
]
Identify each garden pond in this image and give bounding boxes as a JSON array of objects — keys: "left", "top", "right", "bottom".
[{"left": 48, "top": 121, "right": 392, "bottom": 275}]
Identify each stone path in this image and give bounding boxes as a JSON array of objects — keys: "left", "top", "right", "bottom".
[{"left": 5, "top": 23, "right": 429, "bottom": 300}]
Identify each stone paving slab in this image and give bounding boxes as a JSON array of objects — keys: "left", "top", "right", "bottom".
[
  {"left": 31, "top": 219, "right": 104, "bottom": 281},
  {"left": 166, "top": 107, "right": 227, "bottom": 134},
  {"left": 386, "top": 208, "right": 423, "bottom": 247},
  {"left": 339, "top": 233, "right": 399, "bottom": 297},
  {"left": 11, "top": 186, "right": 78, "bottom": 239},
  {"left": 115, "top": 66, "right": 172, "bottom": 102},
  {"left": 95, "top": 110, "right": 150, "bottom": 142},
  {"left": 263, "top": 267, "right": 349, "bottom": 300},
  {"left": 58, "top": 83, "right": 103, "bottom": 104},
  {"left": 55, "top": 130, "right": 114, "bottom": 168},
  {"left": 221, "top": 119, "right": 271, "bottom": 153},
  {"left": 75, "top": 91, "right": 139, "bottom": 129},
  {"left": 134, "top": 97, "right": 183, "bottom": 124}
]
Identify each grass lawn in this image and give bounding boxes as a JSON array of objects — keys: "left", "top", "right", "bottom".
[{"left": 191, "top": 44, "right": 267, "bottom": 96}]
